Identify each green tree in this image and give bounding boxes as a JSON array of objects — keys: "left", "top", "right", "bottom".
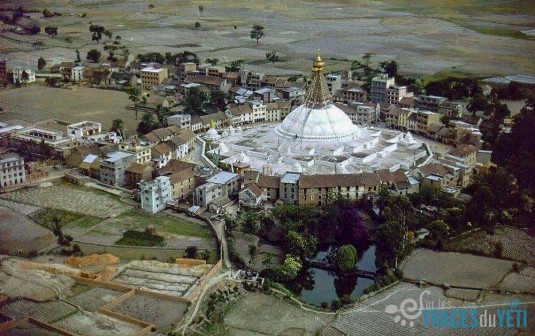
[
  {"left": 335, "top": 245, "right": 357, "bottom": 272},
  {"left": 494, "top": 99, "right": 535, "bottom": 197},
  {"left": 205, "top": 57, "right": 219, "bottom": 65},
  {"left": 380, "top": 60, "right": 398, "bottom": 77},
  {"left": 37, "top": 57, "right": 46, "bottom": 70},
  {"left": 44, "top": 26, "right": 58, "bottom": 37},
  {"left": 467, "top": 94, "right": 489, "bottom": 116},
  {"left": 126, "top": 87, "right": 141, "bottom": 120},
  {"left": 351, "top": 52, "right": 380, "bottom": 84},
  {"left": 284, "top": 231, "right": 317, "bottom": 260},
  {"left": 209, "top": 90, "right": 228, "bottom": 111},
  {"left": 183, "top": 86, "right": 208, "bottom": 115},
  {"left": 110, "top": 118, "right": 124, "bottom": 136},
  {"left": 250, "top": 24, "right": 265, "bottom": 45},
  {"left": 226, "top": 59, "right": 245, "bottom": 72},
  {"left": 375, "top": 220, "right": 405, "bottom": 270},
  {"left": 75, "top": 49, "right": 81, "bottom": 62},
  {"left": 248, "top": 244, "right": 258, "bottom": 265},
  {"left": 428, "top": 220, "right": 450, "bottom": 241},
  {"left": 198, "top": 4, "right": 204, "bottom": 14},
  {"left": 195, "top": 21, "right": 201, "bottom": 29},
  {"left": 104, "top": 29, "right": 112, "bottom": 39},
  {"left": 154, "top": 104, "right": 171, "bottom": 127},
  {"left": 275, "top": 255, "right": 302, "bottom": 281},
  {"left": 265, "top": 51, "right": 280, "bottom": 66},
  {"left": 241, "top": 211, "right": 260, "bottom": 235},
  {"left": 86, "top": 49, "right": 101, "bottom": 63},
  {"left": 223, "top": 214, "right": 239, "bottom": 235},
  {"left": 137, "top": 110, "right": 157, "bottom": 135}
]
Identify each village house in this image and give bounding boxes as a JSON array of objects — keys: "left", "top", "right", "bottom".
[
  {"left": 139, "top": 176, "right": 172, "bottom": 213},
  {"left": 99, "top": 150, "right": 136, "bottom": 187},
  {"left": 125, "top": 162, "right": 153, "bottom": 188}
]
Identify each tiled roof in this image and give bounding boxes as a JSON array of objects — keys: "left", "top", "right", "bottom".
[
  {"left": 126, "top": 162, "right": 151, "bottom": 174},
  {"left": 157, "top": 159, "right": 196, "bottom": 175},
  {"left": 449, "top": 144, "right": 478, "bottom": 157},
  {"left": 242, "top": 183, "right": 263, "bottom": 198},
  {"left": 257, "top": 175, "right": 280, "bottom": 188},
  {"left": 169, "top": 168, "right": 195, "bottom": 184}
]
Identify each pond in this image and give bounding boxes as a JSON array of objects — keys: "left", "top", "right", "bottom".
[{"left": 289, "top": 245, "right": 377, "bottom": 306}]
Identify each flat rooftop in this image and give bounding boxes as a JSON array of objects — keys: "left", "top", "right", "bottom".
[{"left": 206, "top": 171, "right": 239, "bottom": 184}]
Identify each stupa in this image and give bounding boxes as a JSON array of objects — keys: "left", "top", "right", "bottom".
[
  {"left": 275, "top": 51, "right": 360, "bottom": 143},
  {"left": 209, "top": 52, "right": 430, "bottom": 175}
]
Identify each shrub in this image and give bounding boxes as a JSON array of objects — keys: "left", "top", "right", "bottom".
[
  {"left": 321, "top": 302, "right": 328, "bottom": 309},
  {"left": 331, "top": 299, "right": 341, "bottom": 311}
]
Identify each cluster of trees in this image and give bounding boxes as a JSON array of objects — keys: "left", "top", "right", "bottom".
[
  {"left": 424, "top": 77, "right": 482, "bottom": 100},
  {"left": 466, "top": 91, "right": 511, "bottom": 147},
  {"left": 89, "top": 24, "right": 107, "bottom": 43},
  {"left": 137, "top": 51, "right": 200, "bottom": 65},
  {"left": 350, "top": 54, "right": 402, "bottom": 91},
  {"left": 181, "top": 87, "right": 229, "bottom": 115},
  {"left": 136, "top": 104, "right": 172, "bottom": 135},
  {"left": 42, "top": 8, "right": 62, "bottom": 18},
  {"left": 44, "top": 26, "right": 58, "bottom": 37},
  {"left": 265, "top": 51, "right": 280, "bottom": 66},
  {"left": 493, "top": 99, "right": 535, "bottom": 199}
]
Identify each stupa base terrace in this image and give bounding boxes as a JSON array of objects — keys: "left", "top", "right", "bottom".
[{"left": 207, "top": 124, "right": 430, "bottom": 176}]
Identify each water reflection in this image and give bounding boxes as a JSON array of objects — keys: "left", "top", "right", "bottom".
[{"left": 290, "top": 245, "right": 377, "bottom": 306}]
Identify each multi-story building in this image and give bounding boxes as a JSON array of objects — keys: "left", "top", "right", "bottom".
[
  {"left": 151, "top": 142, "right": 174, "bottom": 169},
  {"left": 198, "top": 64, "right": 226, "bottom": 77},
  {"left": 438, "top": 101, "right": 464, "bottom": 118},
  {"left": 416, "top": 110, "right": 441, "bottom": 134},
  {"left": 67, "top": 121, "right": 101, "bottom": 139},
  {"left": 279, "top": 172, "right": 301, "bottom": 204},
  {"left": 193, "top": 171, "right": 241, "bottom": 208},
  {"left": 349, "top": 102, "right": 380, "bottom": 124},
  {"left": 445, "top": 144, "right": 478, "bottom": 169},
  {"left": 167, "top": 114, "right": 191, "bottom": 130},
  {"left": 325, "top": 74, "right": 342, "bottom": 95},
  {"left": 227, "top": 103, "right": 254, "bottom": 125},
  {"left": 0, "top": 153, "right": 25, "bottom": 188},
  {"left": 240, "top": 69, "right": 264, "bottom": 90},
  {"left": 125, "top": 162, "right": 153, "bottom": 189},
  {"left": 178, "top": 62, "right": 197, "bottom": 80},
  {"left": 71, "top": 65, "right": 85, "bottom": 82},
  {"left": 99, "top": 150, "right": 136, "bottom": 187},
  {"left": 157, "top": 160, "right": 197, "bottom": 201},
  {"left": 12, "top": 66, "right": 36, "bottom": 83},
  {"left": 386, "top": 85, "right": 413, "bottom": 105},
  {"left": 140, "top": 66, "right": 168, "bottom": 89},
  {"left": 416, "top": 95, "right": 447, "bottom": 112},
  {"left": 0, "top": 60, "right": 8, "bottom": 86},
  {"left": 119, "top": 138, "right": 151, "bottom": 164},
  {"left": 139, "top": 176, "right": 172, "bottom": 213},
  {"left": 265, "top": 103, "right": 281, "bottom": 122},
  {"left": 183, "top": 75, "right": 230, "bottom": 93},
  {"left": 251, "top": 101, "right": 266, "bottom": 122},
  {"left": 336, "top": 86, "right": 367, "bottom": 104},
  {"left": 371, "top": 74, "right": 395, "bottom": 103}
]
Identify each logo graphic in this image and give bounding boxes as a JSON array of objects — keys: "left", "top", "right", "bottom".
[{"left": 384, "top": 290, "right": 431, "bottom": 327}]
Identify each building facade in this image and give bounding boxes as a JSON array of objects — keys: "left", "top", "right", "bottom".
[
  {"left": 139, "top": 176, "right": 172, "bottom": 213},
  {"left": 0, "top": 153, "right": 25, "bottom": 188}
]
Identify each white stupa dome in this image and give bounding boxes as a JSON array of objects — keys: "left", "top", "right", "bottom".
[
  {"left": 239, "top": 151, "right": 249, "bottom": 163},
  {"left": 219, "top": 142, "right": 229, "bottom": 154},
  {"left": 292, "top": 162, "right": 303, "bottom": 172},
  {"left": 276, "top": 104, "right": 360, "bottom": 142},
  {"left": 206, "top": 128, "right": 220, "bottom": 140}
]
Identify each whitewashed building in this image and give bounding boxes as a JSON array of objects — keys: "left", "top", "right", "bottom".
[
  {"left": 139, "top": 176, "right": 172, "bottom": 213},
  {"left": 0, "top": 153, "right": 25, "bottom": 188}
]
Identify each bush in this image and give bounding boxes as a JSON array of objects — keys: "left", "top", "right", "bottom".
[
  {"left": 320, "top": 302, "right": 328, "bottom": 309},
  {"left": 331, "top": 299, "right": 341, "bottom": 311},
  {"left": 494, "top": 242, "right": 504, "bottom": 258},
  {"left": 185, "top": 246, "right": 198, "bottom": 258},
  {"left": 394, "top": 268, "right": 404, "bottom": 279},
  {"left": 512, "top": 263, "right": 522, "bottom": 273},
  {"left": 340, "top": 295, "right": 352, "bottom": 305}
]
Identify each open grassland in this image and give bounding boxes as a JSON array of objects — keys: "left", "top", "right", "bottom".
[{"left": 0, "top": 0, "right": 533, "bottom": 78}]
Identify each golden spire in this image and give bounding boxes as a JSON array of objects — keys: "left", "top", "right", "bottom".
[
  {"left": 307, "top": 50, "right": 331, "bottom": 106},
  {"left": 312, "top": 49, "right": 324, "bottom": 72},
  {"left": 210, "top": 119, "right": 215, "bottom": 129}
]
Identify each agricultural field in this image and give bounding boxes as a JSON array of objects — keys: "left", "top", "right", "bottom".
[
  {"left": 0, "top": 182, "right": 132, "bottom": 218},
  {"left": 402, "top": 249, "right": 514, "bottom": 289},
  {"left": 224, "top": 292, "right": 334, "bottom": 336},
  {"left": 0, "top": 0, "right": 533, "bottom": 80}
]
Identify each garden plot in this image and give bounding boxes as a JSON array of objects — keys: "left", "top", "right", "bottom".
[
  {"left": 0, "top": 321, "right": 65, "bottom": 336},
  {"left": 445, "top": 226, "right": 535, "bottom": 266},
  {"left": 112, "top": 260, "right": 208, "bottom": 297},
  {"left": 329, "top": 282, "right": 534, "bottom": 336},
  {"left": 0, "top": 206, "right": 56, "bottom": 254},
  {"left": 402, "top": 249, "right": 514, "bottom": 289},
  {"left": 0, "top": 183, "right": 131, "bottom": 219},
  {"left": 54, "top": 311, "right": 142, "bottom": 336},
  {"left": 224, "top": 292, "right": 333, "bottom": 336},
  {"left": 112, "top": 294, "right": 188, "bottom": 330},
  {"left": 69, "top": 287, "right": 124, "bottom": 312}
]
